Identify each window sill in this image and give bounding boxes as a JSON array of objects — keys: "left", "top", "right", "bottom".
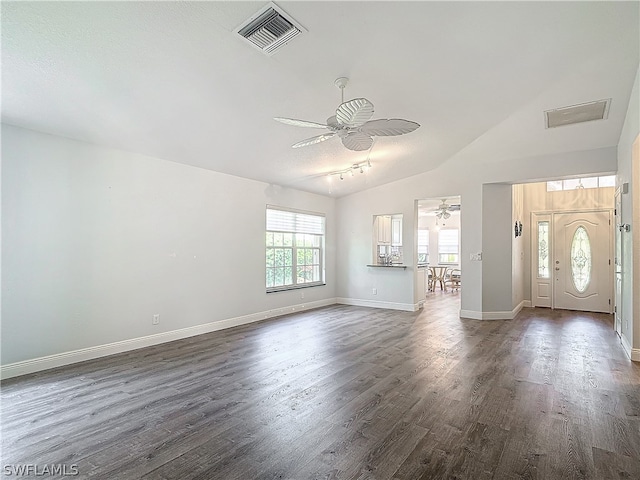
[{"left": 267, "top": 283, "right": 326, "bottom": 294}]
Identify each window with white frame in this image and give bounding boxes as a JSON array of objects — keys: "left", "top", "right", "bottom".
[
  {"left": 266, "top": 206, "right": 325, "bottom": 292},
  {"left": 438, "top": 229, "right": 459, "bottom": 264},
  {"left": 546, "top": 175, "right": 615, "bottom": 191},
  {"left": 417, "top": 229, "right": 429, "bottom": 264}
]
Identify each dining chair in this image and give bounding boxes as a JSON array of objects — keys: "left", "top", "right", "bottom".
[{"left": 444, "top": 268, "right": 461, "bottom": 291}]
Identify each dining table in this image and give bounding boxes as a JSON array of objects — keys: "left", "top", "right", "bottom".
[{"left": 428, "top": 265, "right": 450, "bottom": 291}]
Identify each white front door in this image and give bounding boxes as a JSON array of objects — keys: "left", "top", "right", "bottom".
[{"left": 553, "top": 211, "right": 611, "bottom": 313}]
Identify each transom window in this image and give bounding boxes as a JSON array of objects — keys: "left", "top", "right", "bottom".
[
  {"left": 266, "top": 206, "right": 325, "bottom": 292},
  {"left": 546, "top": 175, "right": 615, "bottom": 192}
]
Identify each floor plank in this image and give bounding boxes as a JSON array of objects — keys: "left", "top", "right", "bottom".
[{"left": 2, "top": 293, "right": 639, "bottom": 479}]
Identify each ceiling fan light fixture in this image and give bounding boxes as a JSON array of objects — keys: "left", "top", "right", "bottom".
[{"left": 274, "top": 78, "right": 420, "bottom": 151}]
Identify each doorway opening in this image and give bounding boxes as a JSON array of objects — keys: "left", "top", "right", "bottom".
[
  {"left": 521, "top": 176, "right": 615, "bottom": 314},
  {"left": 416, "top": 196, "right": 462, "bottom": 303}
]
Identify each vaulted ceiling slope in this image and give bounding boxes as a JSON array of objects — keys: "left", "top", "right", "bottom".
[{"left": 2, "top": 1, "right": 639, "bottom": 197}]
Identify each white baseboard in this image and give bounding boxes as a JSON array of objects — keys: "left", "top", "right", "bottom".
[
  {"left": 523, "top": 300, "right": 532, "bottom": 308},
  {"left": 336, "top": 297, "right": 418, "bottom": 312},
  {"left": 460, "top": 300, "right": 526, "bottom": 320},
  {"left": 620, "top": 334, "right": 640, "bottom": 362},
  {"left": 0, "top": 298, "right": 337, "bottom": 380},
  {"left": 621, "top": 334, "right": 632, "bottom": 359}
]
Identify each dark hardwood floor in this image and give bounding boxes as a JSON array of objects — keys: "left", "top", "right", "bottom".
[{"left": 2, "top": 291, "right": 639, "bottom": 479}]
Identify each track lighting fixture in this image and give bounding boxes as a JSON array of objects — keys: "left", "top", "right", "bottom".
[{"left": 327, "top": 160, "right": 372, "bottom": 181}]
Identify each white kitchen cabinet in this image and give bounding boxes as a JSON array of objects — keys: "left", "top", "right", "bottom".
[
  {"left": 376, "top": 215, "right": 392, "bottom": 245},
  {"left": 391, "top": 216, "right": 402, "bottom": 246}
]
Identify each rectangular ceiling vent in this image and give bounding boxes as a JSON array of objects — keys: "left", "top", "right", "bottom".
[
  {"left": 235, "top": 2, "right": 306, "bottom": 56},
  {"left": 544, "top": 99, "right": 611, "bottom": 129}
]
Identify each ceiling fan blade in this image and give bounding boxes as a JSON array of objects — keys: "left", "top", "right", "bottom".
[
  {"left": 359, "top": 118, "right": 420, "bottom": 136},
  {"left": 341, "top": 132, "right": 373, "bottom": 151},
  {"left": 291, "top": 132, "right": 336, "bottom": 148},
  {"left": 274, "top": 117, "right": 329, "bottom": 128},
  {"left": 335, "top": 98, "right": 374, "bottom": 127}
]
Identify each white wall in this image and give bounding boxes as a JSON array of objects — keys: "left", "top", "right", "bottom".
[
  {"left": 512, "top": 184, "right": 525, "bottom": 309},
  {"left": 481, "top": 184, "right": 514, "bottom": 313},
  {"left": 1, "top": 125, "right": 337, "bottom": 368},
  {"left": 616, "top": 64, "right": 640, "bottom": 359},
  {"left": 336, "top": 146, "right": 618, "bottom": 318}
]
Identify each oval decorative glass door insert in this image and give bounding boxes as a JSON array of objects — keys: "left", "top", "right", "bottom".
[{"left": 570, "top": 226, "right": 592, "bottom": 293}]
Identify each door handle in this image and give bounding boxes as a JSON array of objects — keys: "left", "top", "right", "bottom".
[{"left": 555, "top": 267, "right": 560, "bottom": 271}]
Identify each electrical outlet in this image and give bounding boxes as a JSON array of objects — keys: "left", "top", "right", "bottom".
[
  {"left": 152, "top": 314, "right": 160, "bottom": 325},
  {"left": 372, "top": 288, "right": 377, "bottom": 295},
  {"left": 300, "top": 291, "right": 304, "bottom": 299}
]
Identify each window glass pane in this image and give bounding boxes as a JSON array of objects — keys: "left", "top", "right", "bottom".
[
  {"left": 313, "top": 266, "right": 320, "bottom": 281},
  {"left": 562, "top": 178, "right": 581, "bottom": 190},
  {"left": 579, "top": 177, "right": 598, "bottom": 189},
  {"left": 537, "top": 221, "right": 549, "bottom": 278},
  {"left": 313, "top": 249, "right": 320, "bottom": 264},
  {"left": 285, "top": 249, "right": 293, "bottom": 266},
  {"left": 297, "top": 265, "right": 306, "bottom": 283},
  {"left": 418, "top": 229, "right": 429, "bottom": 264},
  {"left": 284, "top": 267, "right": 293, "bottom": 285},
  {"left": 266, "top": 248, "right": 275, "bottom": 268},
  {"left": 274, "top": 268, "right": 285, "bottom": 286},
  {"left": 438, "top": 229, "right": 459, "bottom": 263},
  {"left": 571, "top": 226, "right": 591, "bottom": 293},
  {"left": 598, "top": 175, "right": 615, "bottom": 187},
  {"left": 266, "top": 232, "right": 274, "bottom": 246},
  {"left": 547, "top": 181, "right": 563, "bottom": 191},
  {"left": 266, "top": 268, "right": 275, "bottom": 287},
  {"left": 274, "top": 232, "right": 283, "bottom": 246},
  {"left": 283, "top": 233, "right": 293, "bottom": 246},
  {"left": 275, "top": 248, "right": 285, "bottom": 266}
]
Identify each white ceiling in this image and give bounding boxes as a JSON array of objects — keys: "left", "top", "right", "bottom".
[{"left": 2, "top": 1, "right": 639, "bottom": 198}]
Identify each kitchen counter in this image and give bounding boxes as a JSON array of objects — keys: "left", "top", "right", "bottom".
[{"left": 366, "top": 264, "right": 408, "bottom": 269}]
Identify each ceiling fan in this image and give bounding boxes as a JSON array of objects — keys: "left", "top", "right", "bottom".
[
  {"left": 434, "top": 199, "right": 461, "bottom": 219},
  {"left": 274, "top": 77, "right": 420, "bottom": 151}
]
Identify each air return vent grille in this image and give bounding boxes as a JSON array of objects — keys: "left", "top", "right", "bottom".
[
  {"left": 235, "top": 3, "right": 305, "bottom": 56},
  {"left": 544, "top": 99, "right": 611, "bottom": 128}
]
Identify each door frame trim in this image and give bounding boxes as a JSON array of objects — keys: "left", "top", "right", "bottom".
[{"left": 530, "top": 208, "right": 614, "bottom": 313}]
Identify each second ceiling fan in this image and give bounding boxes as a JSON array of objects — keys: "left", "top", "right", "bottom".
[
  {"left": 434, "top": 199, "right": 461, "bottom": 219},
  {"left": 274, "top": 77, "right": 420, "bottom": 151}
]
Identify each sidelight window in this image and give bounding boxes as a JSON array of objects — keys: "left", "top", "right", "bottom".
[{"left": 537, "top": 221, "right": 550, "bottom": 278}]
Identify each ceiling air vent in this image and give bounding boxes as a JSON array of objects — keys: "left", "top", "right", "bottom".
[
  {"left": 544, "top": 99, "right": 611, "bottom": 129},
  {"left": 235, "top": 2, "right": 306, "bottom": 56}
]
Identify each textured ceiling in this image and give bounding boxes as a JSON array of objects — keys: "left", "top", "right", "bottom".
[{"left": 2, "top": 1, "right": 639, "bottom": 197}]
